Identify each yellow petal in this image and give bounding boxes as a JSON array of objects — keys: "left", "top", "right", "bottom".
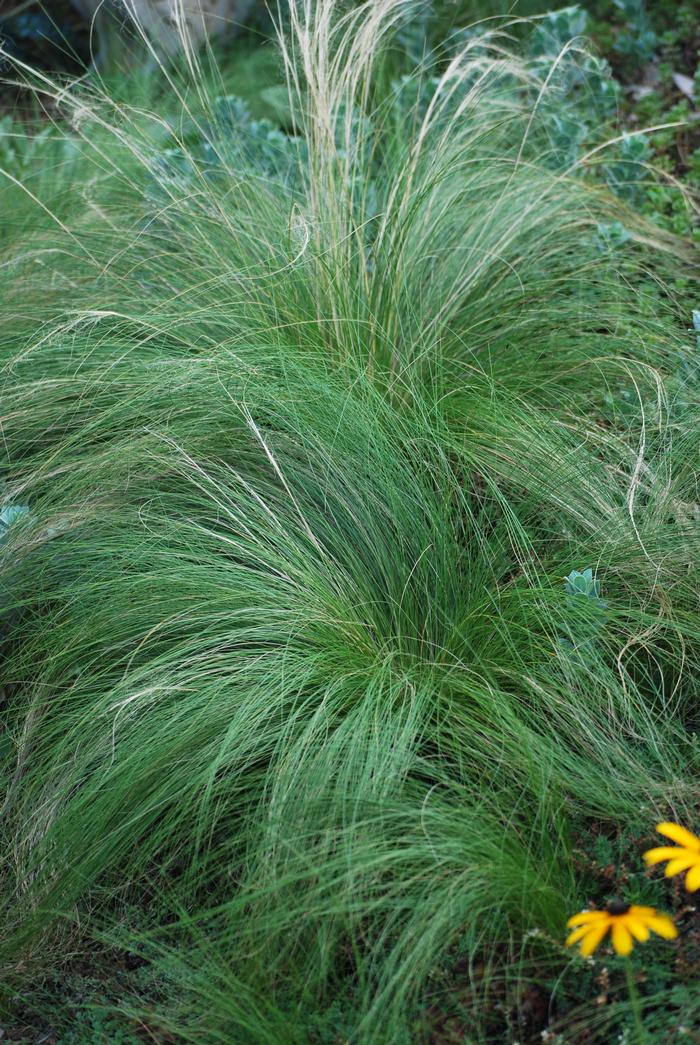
[
  {"left": 566, "top": 924, "right": 594, "bottom": 947},
  {"left": 656, "top": 823, "right": 700, "bottom": 851},
  {"left": 626, "top": 918, "right": 650, "bottom": 943},
  {"left": 643, "top": 846, "right": 686, "bottom": 866},
  {"left": 685, "top": 864, "right": 700, "bottom": 892},
  {"left": 567, "top": 910, "right": 607, "bottom": 928},
  {"left": 612, "top": 921, "right": 633, "bottom": 956},
  {"left": 579, "top": 921, "right": 610, "bottom": 957},
  {"left": 645, "top": 914, "right": 677, "bottom": 940},
  {"left": 665, "top": 856, "right": 699, "bottom": 877},
  {"left": 628, "top": 905, "right": 656, "bottom": 918}
]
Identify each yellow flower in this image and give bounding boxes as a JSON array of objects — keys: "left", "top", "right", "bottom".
[
  {"left": 643, "top": 822, "right": 700, "bottom": 892},
  {"left": 566, "top": 901, "right": 677, "bottom": 957}
]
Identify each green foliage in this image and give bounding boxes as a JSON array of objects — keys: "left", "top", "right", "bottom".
[
  {"left": 565, "top": 567, "right": 603, "bottom": 601},
  {"left": 0, "top": 2, "right": 699, "bottom": 1042},
  {"left": 595, "top": 219, "right": 632, "bottom": 250},
  {"left": 0, "top": 504, "right": 29, "bottom": 534},
  {"left": 583, "top": 0, "right": 700, "bottom": 242},
  {"left": 512, "top": 8, "right": 620, "bottom": 171},
  {"left": 604, "top": 131, "right": 652, "bottom": 203},
  {"left": 612, "top": 0, "right": 657, "bottom": 63},
  {"left": 558, "top": 569, "right": 609, "bottom": 666}
]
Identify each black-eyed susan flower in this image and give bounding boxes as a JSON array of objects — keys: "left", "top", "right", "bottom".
[
  {"left": 643, "top": 822, "right": 700, "bottom": 892},
  {"left": 566, "top": 901, "right": 677, "bottom": 957}
]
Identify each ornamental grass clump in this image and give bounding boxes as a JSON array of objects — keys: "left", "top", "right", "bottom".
[{"left": 0, "top": 1, "right": 699, "bottom": 1039}]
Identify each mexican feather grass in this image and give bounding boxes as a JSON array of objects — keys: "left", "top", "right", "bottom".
[{"left": 1, "top": 1, "right": 699, "bottom": 1039}]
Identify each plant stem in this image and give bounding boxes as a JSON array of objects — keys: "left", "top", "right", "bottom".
[{"left": 625, "top": 960, "right": 648, "bottom": 1045}]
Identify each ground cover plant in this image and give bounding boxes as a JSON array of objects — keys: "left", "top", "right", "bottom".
[{"left": 1, "top": 1, "right": 700, "bottom": 1041}]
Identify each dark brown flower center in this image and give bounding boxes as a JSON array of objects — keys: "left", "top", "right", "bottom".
[{"left": 606, "top": 900, "right": 631, "bottom": 916}]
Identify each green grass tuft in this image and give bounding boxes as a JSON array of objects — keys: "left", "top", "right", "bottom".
[{"left": 1, "top": 2, "right": 699, "bottom": 1040}]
